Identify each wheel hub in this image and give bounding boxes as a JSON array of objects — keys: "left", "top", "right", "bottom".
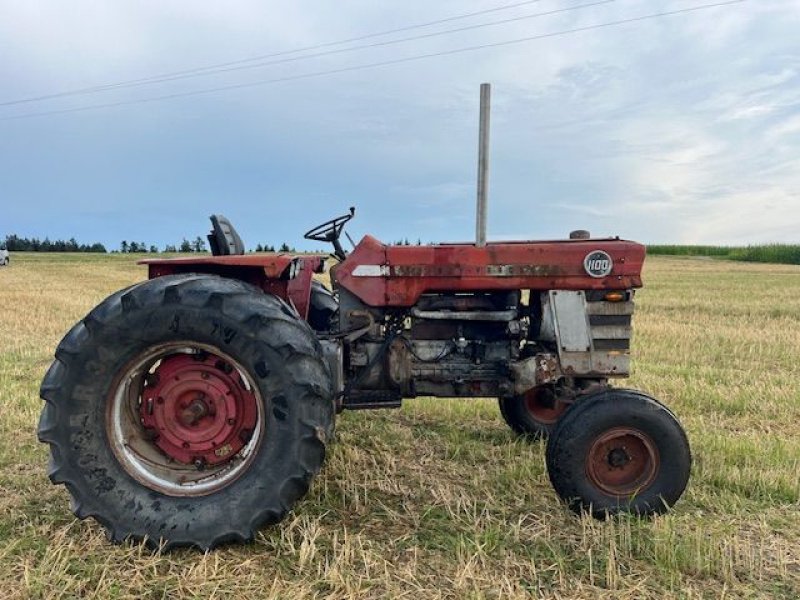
[
  {"left": 523, "top": 387, "right": 567, "bottom": 425},
  {"left": 140, "top": 354, "right": 258, "bottom": 467},
  {"left": 586, "top": 427, "right": 659, "bottom": 496}
]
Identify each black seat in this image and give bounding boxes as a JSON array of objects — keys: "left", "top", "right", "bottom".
[{"left": 207, "top": 214, "right": 245, "bottom": 256}]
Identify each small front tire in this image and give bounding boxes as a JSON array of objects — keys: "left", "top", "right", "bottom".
[
  {"left": 498, "top": 386, "right": 569, "bottom": 439},
  {"left": 545, "top": 388, "right": 691, "bottom": 517}
]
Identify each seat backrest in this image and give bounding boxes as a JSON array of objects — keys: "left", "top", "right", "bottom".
[{"left": 208, "top": 214, "right": 245, "bottom": 256}]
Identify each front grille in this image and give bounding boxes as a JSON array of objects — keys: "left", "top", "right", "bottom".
[{"left": 587, "top": 301, "right": 634, "bottom": 353}]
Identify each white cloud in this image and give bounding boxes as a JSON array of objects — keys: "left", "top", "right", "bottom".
[{"left": 1, "top": 0, "right": 799, "bottom": 246}]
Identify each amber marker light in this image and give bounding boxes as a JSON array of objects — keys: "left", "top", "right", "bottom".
[{"left": 604, "top": 291, "right": 626, "bottom": 302}]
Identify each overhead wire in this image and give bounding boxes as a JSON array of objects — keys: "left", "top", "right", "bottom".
[
  {"left": 0, "top": 0, "right": 613, "bottom": 105},
  {"left": 0, "top": 0, "right": 553, "bottom": 107},
  {"left": 0, "top": 1, "right": 747, "bottom": 122}
]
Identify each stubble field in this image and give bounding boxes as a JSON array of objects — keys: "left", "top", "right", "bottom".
[{"left": 0, "top": 253, "right": 798, "bottom": 599}]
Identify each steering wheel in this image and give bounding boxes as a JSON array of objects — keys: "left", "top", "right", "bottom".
[{"left": 304, "top": 207, "right": 355, "bottom": 259}]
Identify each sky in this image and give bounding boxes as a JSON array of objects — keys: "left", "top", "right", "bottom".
[{"left": 0, "top": 0, "right": 798, "bottom": 251}]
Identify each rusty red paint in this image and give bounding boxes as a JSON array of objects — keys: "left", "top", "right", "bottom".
[
  {"left": 139, "top": 254, "right": 325, "bottom": 319},
  {"left": 336, "top": 235, "right": 646, "bottom": 307},
  {"left": 140, "top": 353, "right": 258, "bottom": 466},
  {"left": 585, "top": 427, "right": 659, "bottom": 496},
  {"left": 140, "top": 254, "right": 298, "bottom": 278},
  {"left": 523, "top": 387, "right": 568, "bottom": 425}
]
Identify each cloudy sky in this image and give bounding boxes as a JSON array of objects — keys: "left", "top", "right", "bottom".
[{"left": 1, "top": 0, "right": 797, "bottom": 250}]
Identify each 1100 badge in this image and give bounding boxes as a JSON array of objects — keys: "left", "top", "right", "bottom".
[{"left": 583, "top": 250, "right": 613, "bottom": 278}]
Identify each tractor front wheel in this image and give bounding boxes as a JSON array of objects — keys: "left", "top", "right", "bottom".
[
  {"left": 545, "top": 389, "right": 691, "bottom": 517},
  {"left": 38, "top": 274, "right": 334, "bottom": 550},
  {"left": 498, "top": 386, "right": 569, "bottom": 439}
]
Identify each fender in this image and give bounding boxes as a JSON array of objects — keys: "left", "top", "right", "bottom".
[{"left": 139, "top": 254, "right": 326, "bottom": 319}]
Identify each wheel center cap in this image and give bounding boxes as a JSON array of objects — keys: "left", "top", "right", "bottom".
[
  {"left": 139, "top": 353, "right": 258, "bottom": 466},
  {"left": 180, "top": 394, "right": 212, "bottom": 426},
  {"left": 607, "top": 447, "right": 631, "bottom": 468}
]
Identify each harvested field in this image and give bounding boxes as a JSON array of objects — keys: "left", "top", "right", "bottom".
[{"left": 0, "top": 253, "right": 798, "bottom": 599}]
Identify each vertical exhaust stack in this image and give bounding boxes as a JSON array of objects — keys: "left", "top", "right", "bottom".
[{"left": 476, "top": 83, "right": 491, "bottom": 247}]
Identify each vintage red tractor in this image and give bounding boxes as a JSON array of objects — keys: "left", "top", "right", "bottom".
[
  {"left": 37, "top": 87, "right": 690, "bottom": 549},
  {"left": 37, "top": 209, "right": 691, "bottom": 549}
]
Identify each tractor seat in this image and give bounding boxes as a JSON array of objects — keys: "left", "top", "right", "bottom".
[{"left": 208, "top": 214, "right": 245, "bottom": 256}]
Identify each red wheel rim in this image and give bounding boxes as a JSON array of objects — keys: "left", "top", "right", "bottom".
[
  {"left": 107, "top": 344, "right": 265, "bottom": 497},
  {"left": 139, "top": 353, "right": 258, "bottom": 468},
  {"left": 586, "top": 427, "right": 659, "bottom": 497},
  {"left": 523, "top": 387, "right": 567, "bottom": 425}
]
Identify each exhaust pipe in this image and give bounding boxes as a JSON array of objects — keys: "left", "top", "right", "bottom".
[{"left": 475, "top": 83, "right": 491, "bottom": 247}]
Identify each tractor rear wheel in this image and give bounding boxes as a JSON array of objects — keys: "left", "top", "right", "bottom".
[
  {"left": 545, "top": 389, "right": 690, "bottom": 517},
  {"left": 38, "top": 274, "right": 334, "bottom": 550},
  {"left": 498, "top": 386, "right": 568, "bottom": 439}
]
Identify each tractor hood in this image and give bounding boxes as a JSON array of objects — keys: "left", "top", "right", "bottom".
[{"left": 336, "top": 235, "right": 646, "bottom": 307}]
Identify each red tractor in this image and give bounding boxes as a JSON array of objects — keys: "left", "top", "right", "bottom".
[
  {"left": 37, "top": 209, "right": 691, "bottom": 549},
  {"left": 37, "top": 88, "right": 690, "bottom": 549}
]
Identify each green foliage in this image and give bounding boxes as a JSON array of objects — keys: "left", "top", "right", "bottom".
[
  {"left": 726, "top": 244, "right": 800, "bottom": 264},
  {"left": 647, "top": 244, "right": 800, "bottom": 265},
  {"left": 4, "top": 234, "right": 106, "bottom": 253}
]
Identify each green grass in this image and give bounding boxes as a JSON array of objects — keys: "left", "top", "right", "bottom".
[
  {"left": 647, "top": 244, "right": 800, "bottom": 265},
  {"left": 0, "top": 253, "right": 799, "bottom": 598}
]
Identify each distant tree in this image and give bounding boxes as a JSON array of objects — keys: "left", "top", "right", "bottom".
[
  {"left": 128, "top": 241, "right": 141, "bottom": 253},
  {"left": 255, "top": 243, "right": 263, "bottom": 252},
  {"left": 121, "top": 240, "right": 129, "bottom": 253},
  {"left": 164, "top": 244, "right": 177, "bottom": 253},
  {"left": 179, "top": 238, "right": 193, "bottom": 253},
  {"left": 192, "top": 236, "right": 207, "bottom": 253},
  {"left": 265, "top": 244, "right": 275, "bottom": 252},
  {"left": 149, "top": 245, "right": 159, "bottom": 254},
  {"left": 279, "top": 242, "right": 292, "bottom": 253}
]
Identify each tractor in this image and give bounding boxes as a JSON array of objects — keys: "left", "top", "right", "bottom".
[{"left": 37, "top": 87, "right": 691, "bottom": 550}]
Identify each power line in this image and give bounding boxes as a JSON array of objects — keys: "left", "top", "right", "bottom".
[
  {"left": 0, "top": 0, "right": 552, "bottom": 107},
  {"left": 0, "top": 0, "right": 613, "bottom": 107},
  {"left": 1, "top": 1, "right": 747, "bottom": 122}
]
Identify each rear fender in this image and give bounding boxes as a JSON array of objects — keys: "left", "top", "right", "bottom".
[{"left": 139, "top": 255, "right": 326, "bottom": 319}]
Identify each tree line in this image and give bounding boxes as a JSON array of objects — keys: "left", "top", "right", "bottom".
[
  {"left": 4, "top": 234, "right": 305, "bottom": 254},
  {"left": 3, "top": 234, "right": 106, "bottom": 253},
  {"left": 254, "top": 243, "right": 295, "bottom": 252},
  {"left": 119, "top": 237, "right": 207, "bottom": 253}
]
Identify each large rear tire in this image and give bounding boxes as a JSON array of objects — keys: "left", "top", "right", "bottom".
[
  {"left": 38, "top": 274, "right": 334, "bottom": 550},
  {"left": 545, "top": 388, "right": 690, "bottom": 517}
]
